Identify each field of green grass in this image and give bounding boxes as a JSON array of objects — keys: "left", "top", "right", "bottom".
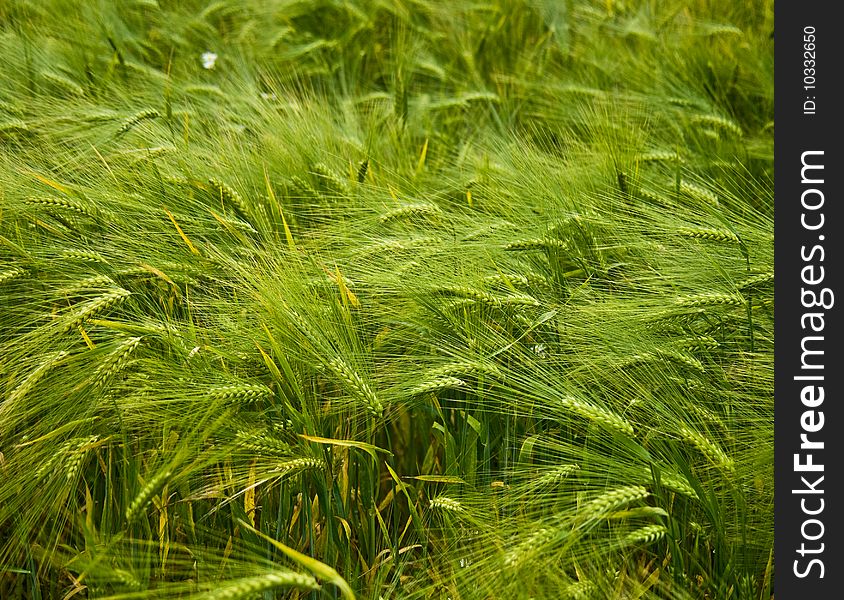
[{"left": 0, "top": 1, "right": 774, "bottom": 598}]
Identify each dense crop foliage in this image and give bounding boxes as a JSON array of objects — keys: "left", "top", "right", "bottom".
[{"left": 0, "top": 1, "right": 773, "bottom": 598}]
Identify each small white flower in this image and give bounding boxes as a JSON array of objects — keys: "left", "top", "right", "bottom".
[
  {"left": 201, "top": 52, "right": 218, "bottom": 70},
  {"left": 188, "top": 346, "right": 201, "bottom": 359},
  {"left": 532, "top": 343, "right": 547, "bottom": 357}
]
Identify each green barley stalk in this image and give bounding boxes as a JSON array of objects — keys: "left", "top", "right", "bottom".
[
  {"left": 209, "top": 383, "right": 273, "bottom": 403},
  {"left": 311, "top": 163, "right": 350, "bottom": 196},
  {"left": 679, "top": 182, "right": 719, "bottom": 206},
  {"left": 126, "top": 469, "right": 173, "bottom": 522},
  {"left": 63, "top": 435, "right": 100, "bottom": 481},
  {"left": 580, "top": 485, "right": 650, "bottom": 520},
  {"left": 7, "top": 350, "right": 69, "bottom": 405},
  {"left": 677, "top": 226, "right": 740, "bottom": 244},
  {"left": 504, "top": 238, "right": 568, "bottom": 251},
  {"left": 273, "top": 457, "right": 326, "bottom": 475},
  {"left": 208, "top": 177, "right": 250, "bottom": 218},
  {"left": 26, "top": 196, "right": 97, "bottom": 218},
  {"left": 429, "top": 496, "right": 462, "bottom": 512},
  {"left": 675, "top": 292, "right": 745, "bottom": 308},
  {"left": 61, "top": 249, "right": 108, "bottom": 263},
  {"left": 379, "top": 202, "right": 442, "bottom": 223},
  {"left": 677, "top": 426, "right": 735, "bottom": 471},
  {"left": 61, "top": 288, "right": 131, "bottom": 332},
  {"left": 410, "top": 376, "right": 465, "bottom": 396},
  {"left": 198, "top": 571, "right": 320, "bottom": 599},
  {"left": 233, "top": 430, "right": 291, "bottom": 455},
  {"left": 558, "top": 396, "right": 635, "bottom": 437},
  {"left": 691, "top": 114, "right": 743, "bottom": 137},
  {"left": 92, "top": 337, "right": 142, "bottom": 387},
  {"left": 738, "top": 271, "right": 774, "bottom": 289},
  {"left": 0, "top": 268, "right": 27, "bottom": 285},
  {"left": 119, "top": 109, "right": 160, "bottom": 134},
  {"left": 327, "top": 356, "right": 383, "bottom": 417},
  {"left": 619, "top": 524, "right": 667, "bottom": 548}
]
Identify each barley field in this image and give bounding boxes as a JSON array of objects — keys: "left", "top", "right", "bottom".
[{"left": 0, "top": 1, "right": 774, "bottom": 598}]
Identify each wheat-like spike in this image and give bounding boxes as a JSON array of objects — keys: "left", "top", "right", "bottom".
[
  {"left": 311, "top": 162, "right": 350, "bottom": 195},
  {"left": 200, "top": 571, "right": 320, "bottom": 599},
  {"left": 273, "top": 457, "right": 325, "bottom": 475},
  {"left": 62, "top": 288, "right": 131, "bottom": 332},
  {"left": 681, "top": 400, "right": 728, "bottom": 433},
  {"left": 270, "top": 419, "right": 295, "bottom": 433},
  {"left": 361, "top": 236, "right": 442, "bottom": 256},
  {"left": 676, "top": 292, "right": 745, "bottom": 308},
  {"left": 429, "top": 496, "right": 462, "bottom": 512},
  {"left": 656, "top": 349, "right": 705, "bottom": 373},
  {"left": 738, "top": 271, "right": 774, "bottom": 289},
  {"left": 62, "top": 274, "right": 115, "bottom": 292},
  {"left": 440, "top": 297, "right": 478, "bottom": 312},
  {"left": 673, "top": 335, "right": 719, "bottom": 352},
  {"left": 504, "top": 238, "right": 568, "bottom": 251},
  {"left": 483, "top": 273, "right": 530, "bottom": 287},
  {"left": 208, "top": 177, "right": 250, "bottom": 217},
  {"left": 500, "top": 293, "right": 541, "bottom": 307},
  {"left": 621, "top": 524, "right": 668, "bottom": 547},
  {"left": 581, "top": 485, "right": 650, "bottom": 519},
  {"left": 183, "top": 84, "right": 225, "bottom": 97},
  {"left": 561, "top": 581, "right": 597, "bottom": 600},
  {"left": 637, "top": 150, "right": 683, "bottom": 163},
  {"left": 0, "top": 267, "right": 27, "bottom": 284},
  {"left": 680, "top": 182, "right": 719, "bottom": 206},
  {"left": 209, "top": 383, "right": 273, "bottom": 403},
  {"left": 61, "top": 249, "right": 108, "bottom": 263},
  {"left": 378, "top": 203, "right": 442, "bottom": 223},
  {"left": 234, "top": 430, "right": 291, "bottom": 456},
  {"left": 436, "top": 285, "right": 499, "bottom": 305},
  {"left": 648, "top": 468, "right": 698, "bottom": 498},
  {"left": 290, "top": 175, "right": 320, "bottom": 199},
  {"left": 63, "top": 435, "right": 100, "bottom": 481},
  {"left": 410, "top": 376, "right": 465, "bottom": 396},
  {"left": 617, "top": 352, "right": 654, "bottom": 369},
  {"left": 0, "top": 99, "right": 23, "bottom": 115},
  {"left": 35, "top": 441, "right": 74, "bottom": 480},
  {"left": 557, "top": 84, "right": 605, "bottom": 97},
  {"left": 128, "top": 145, "right": 174, "bottom": 165},
  {"left": 691, "top": 114, "right": 743, "bottom": 137},
  {"left": 0, "top": 119, "right": 29, "bottom": 133},
  {"left": 213, "top": 214, "right": 259, "bottom": 234},
  {"left": 534, "top": 464, "right": 580, "bottom": 486},
  {"left": 677, "top": 226, "right": 740, "bottom": 244},
  {"left": 503, "top": 525, "right": 560, "bottom": 567},
  {"left": 163, "top": 175, "right": 192, "bottom": 187},
  {"left": 328, "top": 357, "right": 383, "bottom": 417},
  {"left": 111, "top": 568, "right": 142, "bottom": 591},
  {"left": 701, "top": 23, "right": 743, "bottom": 36},
  {"left": 559, "top": 395, "right": 635, "bottom": 437},
  {"left": 126, "top": 469, "right": 172, "bottom": 522},
  {"left": 677, "top": 426, "right": 734, "bottom": 471},
  {"left": 8, "top": 350, "right": 69, "bottom": 405},
  {"left": 285, "top": 308, "right": 321, "bottom": 347},
  {"left": 26, "top": 196, "right": 97, "bottom": 218},
  {"left": 637, "top": 187, "right": 671, "bottom": 205},
  {"left": 427, "top": 360, "right": 502, "bottom": 380},
  {"left": 119, "top": 109, "right": 160, "bottom": 134},
  {"left": 39, "top": 71, "right": 85, "bottom": 96},
  {"left": 667, "top": 97, "right": 700, "bottom": 107},
  {"left": 436, "top": 286, "right": 540, "bottom": 309},
  {"left": 92, "top": 337, "right": 142, "bottom": 387}
]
